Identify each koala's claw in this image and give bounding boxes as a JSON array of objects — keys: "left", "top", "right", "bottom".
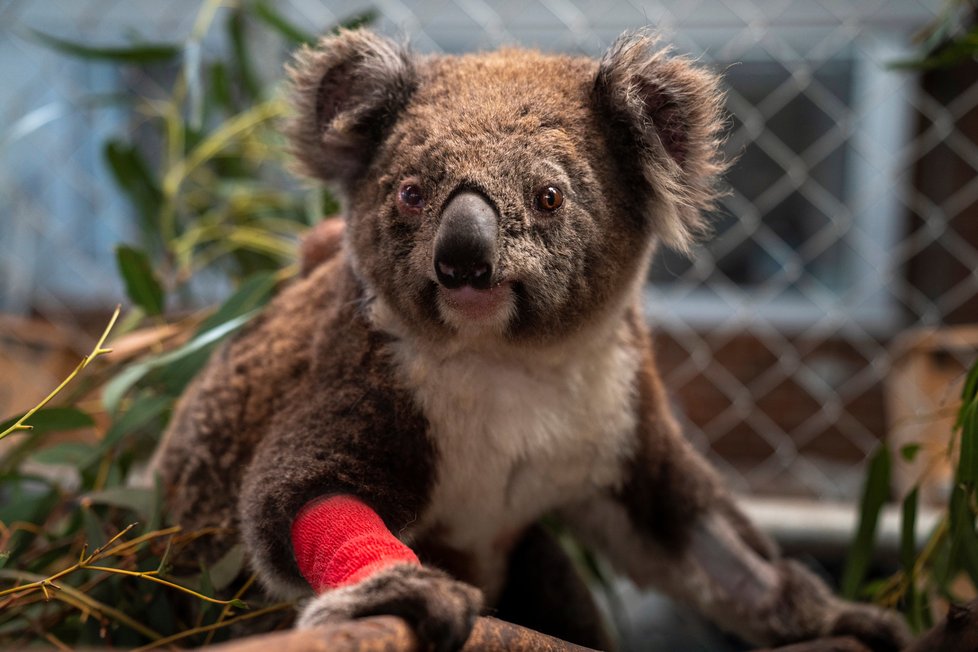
[{"left": 296, "top": 563, "right": 483, "bottom": 652}]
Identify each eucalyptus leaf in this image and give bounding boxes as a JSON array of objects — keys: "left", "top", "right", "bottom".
[
  {"left": 208, "top": 544, "right": 245, "bottom": 591},
  {"left": 209, "top": 61, "right": 232, "bottom": 111},
  {"left": 841, "top": 445, "right": 891, "bottom": 599},
  {"left": 333, "top": 10, "right": 379, "bottom": 33},
  {"left": 27, "top": 29, "right": 180, "bottom": 63},
  {"left": 81, "top": 506, "right": 107, "bottom": 550},
  {"left": 0, "top": 478, "right": 57, "bottom": 525},
  {"left": 948, "top": 484, "right": 978, "bottom": 587},
  {"left": 116, "top": 245, "right": 165, "bottom": 316},
  {"left": 84, "top": 487, "right": 156, "bottom": 520},
  {"left": 962, "top": 359, "right": 978, "bottom": 405},
  {"left": 957, "top": 401, "right": 978, "bottom": 483},
  {"left": 30, "top": 442, "right": 96, "bottom": 467},
  {"left": 0, "top": 406, "right": 93, "bottom": 436},
  {"left": 104, "top": 141, "right": 162, "bottom": 240},
  {"left": 196, "top": 271, "right": 277, "bottom": 334},
  {"left": 102, "top": 310, "right": 259, "bottom": 413},
  {"left": 228, "top": 10, "right": 261, "bottom": 101},
  {"left": 101, "top": 394, "right": 172, "bottom": 450},
  {"left": 254, "top": 1, "right": 316, "bottom": 45},
  {"left": 890, "top": 26, "right": 978, "bottom": 71},
  {"left": 900, "top": 488, "right": 918, "bottom": 574},
  {"left": 900, "top": 443, "right": 921, "bottom": 463}
]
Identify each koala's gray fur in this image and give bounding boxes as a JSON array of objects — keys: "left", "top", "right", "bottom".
[{"left": 153, "top": 29, "right": 910, "bottom": 651}]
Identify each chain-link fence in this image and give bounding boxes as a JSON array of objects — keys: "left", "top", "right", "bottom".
[{"left": 1, "top": 0, "right": 975, "bottom": 506}]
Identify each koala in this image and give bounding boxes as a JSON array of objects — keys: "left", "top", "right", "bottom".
[{"left": 153, "top": 29, "right": 911, "bottom": 652}]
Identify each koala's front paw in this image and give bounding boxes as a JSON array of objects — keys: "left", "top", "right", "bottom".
[
  {"left": 296, "top": 563, "right": 483, "bottom": 652},
  {"left": 829, "top": 604, "right": 912, "bottom": 652},
  {"left": 772, "top": 560, "right": 911, "bottom": 652}
]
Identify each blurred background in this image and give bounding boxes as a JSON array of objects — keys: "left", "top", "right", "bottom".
[{"left": 0, "top": 0, "right": 976, "bottom": 648}]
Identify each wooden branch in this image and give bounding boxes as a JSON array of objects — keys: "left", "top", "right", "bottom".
[
  {"left": 204, "top": 598, "right": 978, "bottom": 652},
  {"left": 753, "top": 637, "right": 872, "bottom": 652},
  {"left": 207, "top": 615, "right": 599, "bottom": 652}
]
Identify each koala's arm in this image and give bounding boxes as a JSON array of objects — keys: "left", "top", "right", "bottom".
[
  {"left": 560, "top": 314, "right": 910, "bottom": 651},
  {"left": 232, "top": 280, "right": 481, "bottom": 648}
]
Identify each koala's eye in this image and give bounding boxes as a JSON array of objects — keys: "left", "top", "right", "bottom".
[
  {"left": 397, "top": 182, "right": 425, "bottom": 213},
  {"left": 534, "top": 186, "right": 564, "bottom": 213}
]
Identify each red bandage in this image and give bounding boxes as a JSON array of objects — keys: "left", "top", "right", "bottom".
[{"left": 291, "top": 494, "right": 420, "bottom": 592}]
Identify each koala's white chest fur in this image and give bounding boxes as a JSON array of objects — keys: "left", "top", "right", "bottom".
[{"left": 376, "top": 304, "right": 639, "bottom": 595}]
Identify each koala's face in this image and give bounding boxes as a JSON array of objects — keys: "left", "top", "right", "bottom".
[{"left": 288, "top": 31, "right": 725, "bottom": 344}]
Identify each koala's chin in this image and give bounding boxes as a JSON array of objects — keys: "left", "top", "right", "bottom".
[{"left": 436, "top": 282, "right": 517, "bottom": 338}]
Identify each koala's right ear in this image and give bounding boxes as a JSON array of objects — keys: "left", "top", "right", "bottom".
[{"left": 286, "top": 29, "right": 417, "bottom": 184}]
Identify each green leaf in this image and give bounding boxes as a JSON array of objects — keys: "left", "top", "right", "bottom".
[
  {"left": 0, "top": 478, "right": 58, "bottom": 525},
  {"left": 102, "top": 310, "right": 259, "bottom": 412},
  {"left": 30, "top": 442, "right": 96, "bottom": 467},
  {"left": 333, "top": 10, "right": 379, "bottom": 33},
  {"left": 948, "top": 484, "right": 978, "bottom": 587},
  {"left": 962, "top": 359, "right": 978, "bottom": 405},
  {"left": 900, "top": 487, "right": 919, "bottom": 574},
  {"left": 26, "top": 29, "right": 180, "bottom": 63},
  {"left": 84, "top": 487, "right": 156, "bottom": 520},
  {"left": 207, "top": 544, "right": 245, "bottom": 591},
  {"left": 196, "top": 271, "right": 277, "bottom": 334},
  {"left": 842, "top": 445, "right": 891, "bottom": 598},
  {"left": 0, "top": 406, "right": 93, "bottom": 436},
  {"left": 957, "top": 401, "right": 978, "bottom": 483},
  {"left": 209, "top": 61, "right": 232, "bottom": 112},
  {"left": 104, "top": 141, "right": 162, "bottom": 241},
  {"left": 116, "top": 245, "right": 165, "bottom": 316},
  {"left": 81, "top": 506, "right": 107, "bottom": 550},
  {"left": 900, "top": 443, "right": 922, "bottom": 463},
  {"left": 890, "top": 26, "right": 978, "bottom": 71},
  {"left": 101, "top": 394, "right": 172, "bottom": 450},
  {"left": 254, "top": 1, "right": 316, "bottom": 45},
  {"left": 228, "top": 10, "right": 261, "bottom": 101},
  {"left": 0, "top": 479, "right": 58, "bottom": 559},
  {"left": 909, "top": 587, "right": 932, "bottom": 632}
]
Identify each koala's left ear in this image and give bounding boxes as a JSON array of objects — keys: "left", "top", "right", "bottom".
[{"left": 593, "top": 31, "right": 727, "bottom": 250}]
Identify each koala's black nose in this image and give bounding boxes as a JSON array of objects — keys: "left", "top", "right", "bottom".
[{"left": 433, "top": 191, "right": 498, "bottom": 290}]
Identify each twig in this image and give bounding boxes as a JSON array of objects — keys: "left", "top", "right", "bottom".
[
  {"left": 85, "top": 565, "right": 243, "bottom": 606},
  {"left": 41, "top": 630, "right": 72, "bottom": 652},
  {"left": 0, "top": 305, "right": 121, "bottom": 442},
  {"left": 1, "top": 569, "right": 162, "bottom": 641},
  {"left": 204, "top": 573, "right": 258, "bottom": 646},
  {"left": 131, "top": 602, "right": 294, "bottom": 652},
  {"left": 0, "top": 523, "right": 241, "bottom": 609}
]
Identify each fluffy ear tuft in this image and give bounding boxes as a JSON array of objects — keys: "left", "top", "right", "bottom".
[
  {"left": 594, "top": 31, "right": 728, "bottom": 251},
  {"left": 286, "top": 29, "right": 417, "bottom": 185}
]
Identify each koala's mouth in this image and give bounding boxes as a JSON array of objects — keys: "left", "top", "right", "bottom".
[{"left": 438, "top": 280, "right": 515, "bottom": 323}]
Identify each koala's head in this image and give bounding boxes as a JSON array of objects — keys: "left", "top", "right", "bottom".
[{"left": 287, "top": 29, "right": 725, "bottom": 344}]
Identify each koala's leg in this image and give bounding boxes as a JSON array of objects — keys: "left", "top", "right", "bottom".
[
  {"left": 560, "top": 322, "right": 911, "bottom": 651},
  {"left": 494, "top": 525, "right": 614, "bottom": 651},
  {"left": 562, "top": 489, "right": 909, "bottom": 651}
]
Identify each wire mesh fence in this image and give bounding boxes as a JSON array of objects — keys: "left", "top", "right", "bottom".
[{"left": 0, "top": 0, "right": 975, "bottom": 505}]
